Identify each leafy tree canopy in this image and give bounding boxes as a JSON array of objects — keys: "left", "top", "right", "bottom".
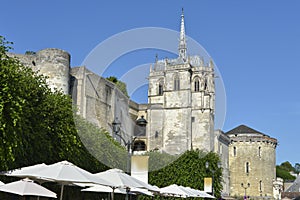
[
  {"left": 74, "top": 115, "right": 127, "bottom": 171},
  {"left": 148, "top": 150, "right": 223, "bottom": 198},
  {"left": 276, "top": 161, "right": 297, "bottom": 181},
  {"left": 106, "top": 76, "right": 129, "bottom": 97},
  {"left": 276, "top": 166, "right": 296, "bottom": 181},
  {"left": 25, "top": 51, "right": 36, "bottom": 55},
  {"left": 280, "top": 161, "right": 295, "bottom": 172}
]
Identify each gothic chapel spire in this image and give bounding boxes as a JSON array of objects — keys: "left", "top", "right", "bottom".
[{"left": 179, "top": 8, "right": 187, "bottom": 60}]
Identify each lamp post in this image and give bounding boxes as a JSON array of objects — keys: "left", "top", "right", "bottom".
[
  {"left": 241, "top": 183, "right": 250, "bottom": 200},
  {"left": 133, "top": 116, "right": 148, "bottom": 151},
  {"left": 136, "top": 115, "right": 147, "bottom": 127},
  {"left": 112, "top": 117, "right": 136, "bottom": 174},
  {"left": 112, "top": 117, "right": 146, "bottom": 200},
  {"left": 112, "top": 117, "right": 121, "bottom": 141},
  {"left": 205, "top": 161, "right": 221, "bottom": 197}
]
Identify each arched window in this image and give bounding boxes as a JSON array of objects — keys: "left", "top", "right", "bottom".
[
  {"left": 174, "top": 75, "right": 180, "bottom": 91},
  {"left": 258, "top": 146, "right": 261, "bottom": 157},
  {"left": 199, "top": 77, "right": 207, "bottom": 91},
  {"left": 158, "top": 80, "right": 164, "bottom": 95},
  {"left": 194, "top": 77, "right": 200, "bottom": 92},
  {"left": 246, "top": 162, "right": 250, "bottom": 174}
]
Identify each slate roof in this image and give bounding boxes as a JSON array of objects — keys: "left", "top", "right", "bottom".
[
  {"left": 286, "top": 175, "right": 300, "bottom": 192},
  {"left": 225, "top": 125, "right": 270, "bottom": 137}
]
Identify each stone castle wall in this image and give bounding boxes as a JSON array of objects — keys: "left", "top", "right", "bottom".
[
  {"left": 215, "top": 130, "right": 231, "bottom": 196},
  {"left": 9, "top": 50, "right": 137, "bottom": 142},
  {"left": 70, "top": 66, "right": 135, "bottom": 142}
]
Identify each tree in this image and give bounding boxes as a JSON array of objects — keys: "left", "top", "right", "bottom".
[
  {"left": 0, "top": 36, "right": 51, "bottom": 169},
  {"left": 144, "top": 150, "right": 179, "bottom": 172},
  {"left": 276, "top": 161, "right": 297, "bottom": 181},
  {"left": 0, "top": 36, "right": 107, "bottom": 173},
  {"left": 276, "top": 166, "right": 296, "bottom": 181},
  {"left": 280, "top": 161, "right": 295, "bottom": 172},
  {"left": 106, "top": 76, "right": 129, "bottom": 97},
  {"left": 25, "top": 51, "right": 36, "bottom": 55},
  {"left": 74, "top": 115, "right": 127, "bottom": 171},
  {"left": 295, "top": 163, "right": 300, "bottom": 174},
  {"left": 148, "top": 150, "right": 223, "bottom": 198}
]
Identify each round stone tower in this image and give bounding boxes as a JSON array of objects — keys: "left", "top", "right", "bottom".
[
  {"left": 35, "top": 48, "right": 70, "bottom": 94},
  {"left": 226, "top": 125, "right": 277, "bottom": 199},
  {"left": 7, "top": 48, "right": 70, "bottom": 94}
]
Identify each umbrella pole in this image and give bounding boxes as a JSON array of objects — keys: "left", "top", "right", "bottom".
[
  {"left": 111, "top": 187, "right": 115, "bottom": 200},
  {"left": 60, "top": 184, "right": 64, "bottom": 200},
  {"left": 125, "top": 187, "right": 129, "bottom": 200}
]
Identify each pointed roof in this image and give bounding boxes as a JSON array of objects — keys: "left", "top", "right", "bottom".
[
  {"left": 178, "top": 8, "right": 187, "bottom": 59},
  {"left": 225, "top": 125, "right": 269, "bottom": 137}
]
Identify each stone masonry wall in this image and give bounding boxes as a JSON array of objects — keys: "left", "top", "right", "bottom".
[
  {"left": 229, "top": 138, "right": 276, "bottom": 199},
  {"left": 8, "top": 48, "right": 70, "bottom": 94}
]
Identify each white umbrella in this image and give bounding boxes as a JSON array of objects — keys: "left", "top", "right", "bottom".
[
  {"left": 195, "top": 190, "right": 215, "bottom": 198},
  {"left": 4, "top": 163, "right": 51, "bottom": 183},
  {"left": 178, "top": 186, "right": 198, "bottom": 197},
  {"left": 82, "top": 185, "right": 127, "bottom": 194},
  {"left": 31, "top": 161, "right": 116, "bottom": 200},
  {"left": 0, "top": 178, "right": 57, "bottom": 198},
  {"left": 82, "top": 185, "right": 155, "bottom": 198},
  {"left": 94, "top": 168, "right": 155, "bottom": 190},
  {"left": 160, "top": 184, "right": 189, "bottom": 197},
  {"left": 93, "top": 168, "right": 159, "bottom": 200},
  {"left": 130, "top": 188, "right": 154, "bottom": 196},
  {"left": 5, "top": 163, "right": 48, "bottom": 176},
  {"left": 185, "top": 187, "right": 215, "bottom": 198}
]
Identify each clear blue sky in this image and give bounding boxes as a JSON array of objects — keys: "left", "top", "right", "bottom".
[{"left": 2, "top": 0, "right": 300, "bottom": 166}]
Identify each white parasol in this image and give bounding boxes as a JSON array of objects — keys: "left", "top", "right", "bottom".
[{"left": 0, "top": 178, "right": 56, "bottom": 198}]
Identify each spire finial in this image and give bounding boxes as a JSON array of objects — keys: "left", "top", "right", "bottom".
[{"left": 179, "top": 8, "right": 187, "bottom": 60}]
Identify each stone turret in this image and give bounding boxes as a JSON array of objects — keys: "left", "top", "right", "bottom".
[
  {"left": 8, "top": 48, "right": 70, "bottom": 94},
  {"left": 226, "top": 125, "right": 277, "bottom": 199}
]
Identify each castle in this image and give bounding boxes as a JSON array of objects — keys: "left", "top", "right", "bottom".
[{"left": 8, "top": 11, "right": 282, "bottom": 199}]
